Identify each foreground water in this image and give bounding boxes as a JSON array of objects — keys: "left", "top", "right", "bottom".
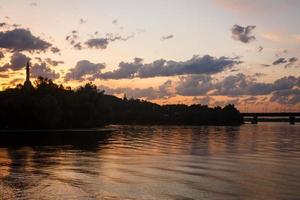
[{"left": 0, "top": 124, "right": 300, "bottom": 200}]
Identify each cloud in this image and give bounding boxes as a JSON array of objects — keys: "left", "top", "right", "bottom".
[
  {"left": 79, "top": 18, "right": 87, "bottom": 24},
  {"left": 85, "top": 38, "right": 109, "bottom": 49},
  {"left": 157, "top": 80, "right": 175, "bottom": 99},
  {"left": 50, "top": 47, "right": 60, "bottom": 54},
  {"left": 272, "top": 58, "right": 287, "bottom": 65},
  {"left": 65, "top": 30, "right": 79, "bottom": 48},
  {"left": 137, "top": 55, "right": 241, "bottom": 78},
  {"left": 214, "top": 73, "right": 273, "bottom": 96},
  {"left": 0, "top": 29, "right": 51, "bottom": 52},
  {"left": 0, "top": 52, "right": 29, "bottom": 71},
  {"left": 270, "top": 89, "right": 300, "bottom": 105},
  {"left": 65, "top": 60, "right": 105, "bottom": 81},
  {"left": 44, "top": 58, "right": 64, "bottom": 66},
  {"left": 9, "top": 78, "right": 23, "bottom": 86},
  {"left": 231, "top": 24, "right": 256, "bottom": 43},
  {"left": 243, "top": 96, "right": 258, "bottom": 104},
  {"left": 285, "top": 57, "right": 298, "bottom": 68},
  {"left": 0, "top": 22, "right": 9, "bottom": 28},
  {"left": 31, "top": 62, "right": 60, "bottom": 80},
  {"left": 172, "top": 73, "right": 300, "bottom": 105},
  {"left": 176, "top": 75, "right": 214, "bottom": 96},
  {"left": 91, "top": 55, "right": 241, "bottom": 80},
  {"left": 0, "top": 51, "right": 4, "bottom": 59},
  {"left": 97, "top": 55, "right": 240, "bottom": 80},
  {"left": 85, "top": 34, "right": 134, "bottom": 49},
  {"left": 161, "top": 34, "right": 174, "bottom": 41},
  {"left": 0, "top": 28, "right": 52, "bottom": 52},
  {"left": 106, "top": 33, "right": 134, "bottom": 42},
  {"left": 98, "top": 80, "right": 174, "bottom": 100},
  {"left": 66, "top": 31, "right": 134, "bottom": 50},
  {"left": 100, "top": 86, "right": 159, "bottom": 100},
  {"left": 0, "top": 74, "right": 9, "bottom": 78},
  {"left": 213, "top": 74, "right": 299, "bottom": 97},
  {"left": 193, "top": 96, "right": 214, "bottom": 105},
  {"left": 98, "top": 57, "right": 143, "bottom": 79}
]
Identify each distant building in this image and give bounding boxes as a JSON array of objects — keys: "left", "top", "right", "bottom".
[{"left": 23, "top": 60, "right": 33, "bottom": 90}]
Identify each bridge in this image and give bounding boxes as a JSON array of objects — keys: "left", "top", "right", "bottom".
[{"left": 241, "top": 112, "right": 300, "bottom": 124}]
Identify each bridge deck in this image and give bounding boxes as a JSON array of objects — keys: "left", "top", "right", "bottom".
[{"left": 242, "top": 113, "right": 300, "bottom": 117}]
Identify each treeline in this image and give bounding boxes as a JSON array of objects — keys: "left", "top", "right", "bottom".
[{"left": 0, "top": 77, "right": 243, "bottom": 129}]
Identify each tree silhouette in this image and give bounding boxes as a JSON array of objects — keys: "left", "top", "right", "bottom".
[{"left": 0, "top": 77, "right": 243, "bottom": 129}]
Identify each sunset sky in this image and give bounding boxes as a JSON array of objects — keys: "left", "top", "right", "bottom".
[{"left": 0, "top": 0, "right": 299, "bottom": 112}]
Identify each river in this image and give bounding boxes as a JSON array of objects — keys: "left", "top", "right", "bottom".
[{"left": 1, "top": 123, "right": 300, "bottom": 199}]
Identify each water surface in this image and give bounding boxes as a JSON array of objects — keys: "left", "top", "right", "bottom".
[{"left": 1, "top": 124, "right": 300, "bottom": 199}]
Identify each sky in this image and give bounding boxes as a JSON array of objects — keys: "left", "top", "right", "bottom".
[{"left": 0, "top": 0, "right": 300, "bottom": 112}]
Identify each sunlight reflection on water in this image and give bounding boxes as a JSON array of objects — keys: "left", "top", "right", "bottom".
[{"left": 1, "top": 123, "right": 300, "bottom": 200}]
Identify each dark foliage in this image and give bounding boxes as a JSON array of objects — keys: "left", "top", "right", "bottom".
[{"left": 0, "top": 77, "right": 243, "bottom": 129}]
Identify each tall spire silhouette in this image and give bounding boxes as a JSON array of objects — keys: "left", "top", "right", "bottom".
[
  {"left": 26, "top": 60, "right": 30, "bottom": 82},
  {"left": 24, "top": 60, "right": 33, "bottom": 90}
]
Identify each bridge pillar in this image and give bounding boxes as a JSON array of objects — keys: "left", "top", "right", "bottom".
[
  {"left": 251, "top": 116, "right": 258, "bottom": 124},
  {"left": 289, "top": 116, "right": 295, "bottom": 125}
]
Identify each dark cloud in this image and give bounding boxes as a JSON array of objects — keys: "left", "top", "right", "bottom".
[
  {"left": 90, "top": 55, "right": 241, "bottom": 80},
  {"left": 0, "top": 28, "right": 51, "bottom": 52},
  {"left": 100, "top": 86, "right": 159, "bottom": 100},
  {"left": 44, "top": 58, "right": 64, "bottom": 66},
  {"left": 157, "top": 80, "right": 175, "bottom": 99},
  {"left": 98, "top": 80, "right": 174, "bottom": 100},
  {"left": 79, "top": 18, "right": 87, "bottom": 24},
  {"left": 98, "top": 57, "right": 143, "bottom": 79},
  {"left": 272, "top": 57, "right": 287, "bottom": 65},
  {"left": 50, "top": 47, "right": 60, "bottom": 54},
  {"left": 161, "top": 34, "right": 174, "bottom": 41},
  {"left": 213, "top": 74, "right": 299, "bottom": 96},
  {"left": 137, "top": 55, "right": 241, "bottom": 78},
  {"left": 272, "top": 57, "right": 298, "bottom": 67},
  {"left": 285, "top": 57, "right": 298, "bottom": 68},
  {"left": 214, "top": 73, "right": 273, "bottom": 96},
  {"left": 0, "top": 51, "right": 4, "bottom": 59},
  {"left": 66, "top": 31, "right": 134, "bottom": 50},
  {"left": 270, "top": 89, "right": 300, "bottom": 105},
  {"left": 31, "top": 62, "right": 60, "bottom": 80},
  {"left": 0, "top": 52, "right": 29, "bottom": 72},
  {"left": 85, "top": 33, "right": 134, "bottom": 50},
  {"left": 73, "top": 42, "right": 83, "bottom": 50},
  {"left": 254, "top": 72, "right": 266, "bottom": 77},
  {"left": 231, "top": 24, "right": 256, "bottom": 43},
  {"left": 85, "top": 38, "right": 109, "bottom": 49},
  {"left": 176, "top": 75, "right": 214, "bottom": 96},
  {"left": 65, "top": 30, "right": 80, "bottom": 49},
  {"left": 65, "top": 60, "right": 105, "bottom": 81},
  {"left": 0, "top": 22, "right": 9, "bottom": 28},
  {"left": 172, "top": 73, "right": 300, "bottom": 105}
]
